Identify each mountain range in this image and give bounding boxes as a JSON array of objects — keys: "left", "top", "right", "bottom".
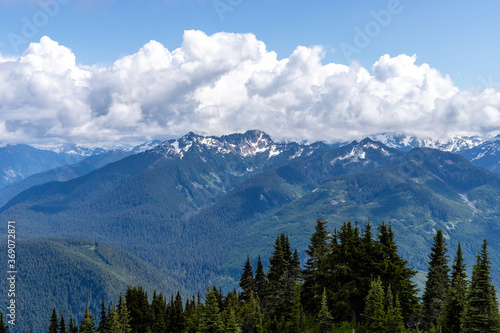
[{"left": 2, "top": 130, "right": 500, "bottom": 331}]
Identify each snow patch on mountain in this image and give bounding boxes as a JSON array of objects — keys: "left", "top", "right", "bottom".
[{"left": 368, "top": 133, "right": 484, "bottom": 152}]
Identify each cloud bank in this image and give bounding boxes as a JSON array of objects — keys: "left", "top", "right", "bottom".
[{"left": 0, "top": 30, "right": 499, "bottom": 145}]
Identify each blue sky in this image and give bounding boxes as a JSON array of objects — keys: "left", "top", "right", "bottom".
[
  {"left": 1, "top": 0, "right": 499, "bottom": 89},
  {"left": 0, "top": 0, "right": 500, "bottom": 144}
]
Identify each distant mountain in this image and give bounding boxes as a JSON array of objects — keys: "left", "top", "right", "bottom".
[
  {"left": 31, "top": 143, "right": 107, "bottom": 157},
  {"left": 0, "top": 238, "right": 184, "bottom": 333},
  {"left": 0, "top": 150, "right": 132, "bottom": 207},
  {"left": 458, "top": 136, "right": 500, "bottom": 172},
  {"left": 219, "top": 147, "right": 500, "bottom": 290},
  {"left": 3, "top": 131, "right": 500, "bottom": 297},
  {"left": 0, "top": 130, "right": 330, "bottom": 288},
  {"left": 368, "top": 133, "right": 484, "bottom": 152},
  {"left": 0, "top": 144, "right": 87, "bottom": 188}
]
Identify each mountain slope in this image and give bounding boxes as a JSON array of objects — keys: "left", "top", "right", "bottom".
[
  {"left": 220, "top": 148, "right": 500, "bottom": 289},
  {"left": 0, "top": 238, "right": 184, "bottom": 333},
  {"left": 458, "top": 136, "right": 500, "bottom": 172},
  {"left": 0, "top": 144, "right": 88, "bottom": 188},
  {"left": 0, "top": 131, "right": 331, "bottom": 286},
  {"left": 0, "top": 150, "right": 132, "bottom": 207},
  {"left": 4, "top": 132, "right": 500, "bottom": 296}
]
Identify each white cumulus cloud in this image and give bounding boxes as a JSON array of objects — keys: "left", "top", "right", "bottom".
[{"left": 0, "top": 30, "right": 499, "bottom": 145}]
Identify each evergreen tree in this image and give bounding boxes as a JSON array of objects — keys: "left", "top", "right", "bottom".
[
  {"left": 441, "top": 242, "right": 468, "bottom": 333},
  {"left": 184, "top": 295, "right": 201, "bottom": 333},
  {"left": 0, "top": 312, "right": 8, "bottom": 333},
  {"left": 287, "top": 285, "right": 304, "bottom": 333},
  {"left": 240, "top": 292, "right": 264, "bottom": 333},
  {"left": 328, "top": 221, "right": 365, "bottom": 322},
  {"left": 318, "top": 288, "right": 333, "bottom": 332},
  {"left": 167, "top": 291, "right": 184, "bottom": 332},
  {"left": 97, "top": 298, "right": 108, "bottom": 333},
  {"left": 239, "top": 255, "right": 255, "bottom": 302},
  {"left": 125, "top": 286, "right": 152, "bottom": 333},
  {"left": 263, "top": 233, "right": 297, "bottom": 320},
  {"left": 422, "top": 230, "right": 450, "bottom": 330},
  {"left": 106, "top": 306, "right": 120, "bottom": 333},
  {"left": 254, "top": 255, "right": 267, "bottom": 300},
  {"left": 68, "top": 316, "right": 78, "bottom": 333},
  {"left": 374, "top": 223, "right": 420, "bottom": 328},
  {"left": 118, "top": 301, "right": 132, "bottom": 333},
  {"left": 80, "top": 307, "right": 96, "bottom": 333},
  {"left": 49, "top": 308, "right": 59, "bottom": 333},
  {"left": 302, "top": 217, "right": 330, "bottom": 315},
  {"left": 363, "top": 277, "right": 386, "bottom": 333},
  {"left": 224, "top": 304, "right": 241, "bottom": 333},
  {"left": 151, "top": 292, "right": 167, "bottom": 333},
  {"left": 385, "top": 288, "right": 406, "bottom": 333},
  {"left": 198, "top": 288, "right": 225, "bottom": 333},
  {"left": 60, "top": 314, "right": 67, "bottom": 333},
  {"left": 462, "top": 240, "right": 500, "bottom": 333}
]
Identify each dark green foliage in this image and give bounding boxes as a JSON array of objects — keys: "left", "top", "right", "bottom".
[
  {"left": 287, "top": 286, "right": 305, "bottom": 333},
  {"left": 239, "top": 255, "right": 255, "bottom": 302},
  {"left": 68, "top": 316, "right": 78, "bottom": 333},
  {"left": 106, "top": 306, "right": 119, "bottom": 333},
  {"left": 42, "top": 220, "right": 500, "bottom": 333},
  {"left": 0, "top": 313, "right": 9, "bottom": 333},
  {"left": 373, "top": 223, "right": 420, "bottom": 328},
  {"left": 462, "top": 240, "right": 500, "bottom": 333},
  {"left": 363, "top": 278, "right": 405, "bottom": 333},
  {"left": 125, "top": 286, "right": 152, "bottom": 333},
  {"left": 240, "top": 292, "right": 264, "bottom": 333},
  {"left": 60, "top": 315, "right": 67, "bottom": 333},
  {"left": 0, "top": 238, "right": 183, "bottom": 333},
  {"left": 254, "top": 255, "right": 267, "bottom": 300},
  {"left": 302, "top": 217, "right": 330, "bottom": 314},
  {"left": 223, "top": 303, "right": 241, "bottom": 333},
  {"left": 118, "top": 301, "right": 132, "bottom": 333},
  {"left": 167, "top": 292, "right": 185, "bottom": 332},
  {"left": 363, "top": 278, "right": 386, "bottom": 332},
  {"left": 198, "top": 288, "right": 225, "bottom": 333},
  {"left": 317, "top": 288, "right": 333, "bottom": 332},
  {"left": 150, "top": 292, "right": 167, "bottom": 333},
  {"left": 49, "top": 308, "right": 59, "bottom": 333},
  {"left": 97, "top": 298, "right": 108, "bottom": 333},
  {"left": 422, "top": 230, "right": 450, "bottom": 329},
  {"left": 441, "top": 242, "right": 468, "bottom": 333},
  {"left": 263, "top": 233, "right": 297, "bottom": 321},
  {"left": 80, "top": 307, "right": 96, "bottom": 333}
]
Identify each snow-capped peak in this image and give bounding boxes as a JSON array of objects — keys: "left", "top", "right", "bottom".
[{"left": 368, "top": 133, "right": 484, "bottom": 152}]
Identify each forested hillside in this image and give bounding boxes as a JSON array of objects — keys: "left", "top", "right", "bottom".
[
  {"left": 26, "top": 220, "right": 500, "bottom": 333},
  {"left": 0, "top": 239, "right": 184, "bottom": 332}
]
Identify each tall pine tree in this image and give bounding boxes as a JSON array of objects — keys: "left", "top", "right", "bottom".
[
  {"left": 317, "top": 288, "right": 333, "bottom": 332},
  {"left": 97, "top": 298, "right": 108, "bottom": 333},
  {"left": 441, "top": 242, "right": 468, "bottom": 333},
  {"left": 198, "top": 288, "right": 225, "bottom": 333},
  {"left": 254, "top": 255, "right": 267, "bottom": 300},
  {"left": 80, "top": 307, "right": 96, "bottom": 333},
  {"left": 60, "top": 314, "right": 67, "bottom": 333},
  {"left": 363, "top": 278, "right": 386, "bottom": 332},
  {"left": 49, "top": 308, "right": 59, "bottom": 333},
  {"left": 422, "top": 229, "right": 450, "bottom": 330},
  {"left": 302, "top": 217, "right": 330, "bottom": 315},
  {"left": 462, "top": 239, "right": 500, "bottom": 333},
  {"left": 374, "top": 223, "right": 420, "bottom": 328},
  {"left": 239, "top": 255, "right": 255, "bottom": 302}
]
